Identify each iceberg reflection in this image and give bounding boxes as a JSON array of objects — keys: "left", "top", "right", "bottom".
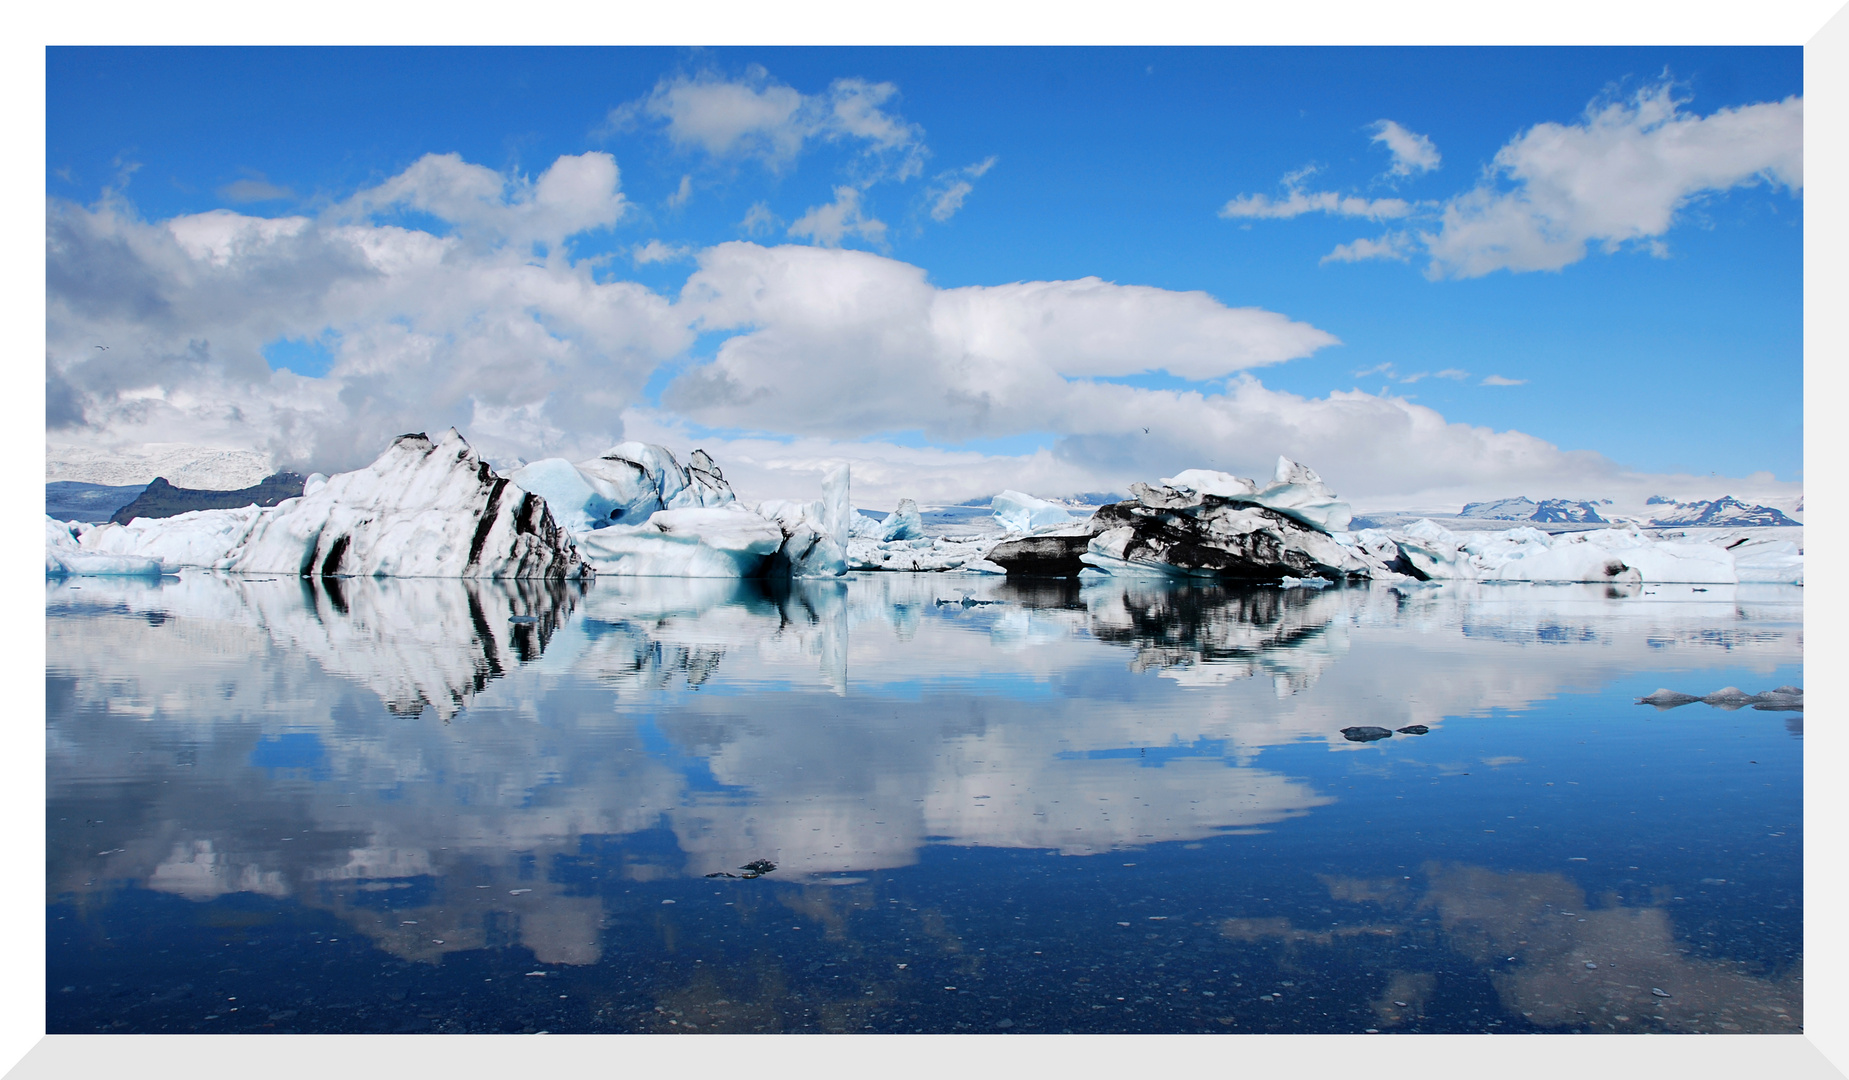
[{"left": 47, "top": 573, "right": 1800, "bottom": 973}]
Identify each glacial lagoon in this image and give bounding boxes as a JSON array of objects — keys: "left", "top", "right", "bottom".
[{"left": 46, "top": 573, "right": 1802, "bottom": 1034}]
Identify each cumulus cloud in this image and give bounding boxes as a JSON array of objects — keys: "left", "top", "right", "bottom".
[
  {"left": 342, "top": 151, "right": 629, "bottom": 250},
  {"left": 648, "top": 241, "right": 1756, "bottom": 507},
  {"left": 787, "top": 186, "right": 888, "bottom": 248},
  {"left": 1420, "top": 84, "right": 1802, "bottom": 279},
  {"left": 667, "top": 242, "right": 1341, "bottom": 444},
  {"left": 617, "top": 66, "right": 926, "bottom": 183},
  {"left": 47, "top": 153, "right": 687, "bottom": 473},
  {"left": 927, "top": 156, "right": 998, "bottom": 223},
  {"left": 1369, "top": 120, "right": 1441, "bottom": 177}
]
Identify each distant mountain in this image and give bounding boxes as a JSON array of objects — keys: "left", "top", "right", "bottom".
[
  {"left": 1458, "top": 497, "right": 1608, "bottom": 524},
  {"left": 1645, "top": 495, "right": 1799, "bottom": 528},
  {"left": 46, "top": 481, "right": 151, "bottom": 523},
  {"left": 109, "top": 472, "right": 308, "bottom": 525}
]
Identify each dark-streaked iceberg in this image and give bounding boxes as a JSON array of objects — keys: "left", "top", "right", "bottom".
[{"left": 49, "top": 430, "right": 586, "bottom": 579}]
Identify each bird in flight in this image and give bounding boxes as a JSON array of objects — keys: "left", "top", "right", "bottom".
[
  {"left": 1141, "top": 427, "right": 1150, "bottom": 434},
  {"left": 94, "top": 345, "right": 109, "bottom": 350}
]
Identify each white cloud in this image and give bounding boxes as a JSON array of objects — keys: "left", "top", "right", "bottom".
[
  {"left": 928, "top": 156, "right": 999, "bottom": 222},
  {"left": 665, "top": 174, "right": 693, "bottom": 210},
  {"left": 619, "top": 67, "right": 927, "bottom": 183},
  {"left": 1398, "top": 369, "right": 1469, "bottom": 384},
  {"left": 47, "top": 153, "right": 687, "bottom": 473},
  {"left": 1421, "top": 84, "right": 1802, "bottom": 279},
  {"left": 671, "top": 243, "right": 1339, "bottom": 441},
  {"left": 631, "top": 239, "right": 692, "bottom": 265},
  {"left": 1370, "top": 120, "right": 1441, "bottom": 177},
  {"left": 343, "top": 151, "right": 628, "bottom": 250},
  {"left": 622, "top": 65, "right": 807, "bottom": 167},
  {"left": 1321, "top": 234, "right": 1410, "bottom": 264},
  {"left": 652, "top": 242, "right": 1735, "bottom": 507},
  {"left": 787, "top": 186, "right": 888, "bottom": 248},
  {"left": 739, "top": 201, "right": 778, "bottom": 236},
  {"left": 1480, "top": 375, "right": 1527, "bottom": 386},
  {"left": 930, "top": 181, "right": 974, "bottom": 223},
  {"left": 1220, "top": 188, "right": 1413, "bottom": 221}
]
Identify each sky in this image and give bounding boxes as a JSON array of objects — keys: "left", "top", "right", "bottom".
[{"left": 44, "top": 46, "right": 1805, "bottom": 511}]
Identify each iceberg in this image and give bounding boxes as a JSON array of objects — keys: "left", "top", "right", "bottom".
[
  {"left": 991, "top": 490, "right": 1074, "bottom": 534},
  {"left": 756, "top": 463, "right": 854, "bottom": 578},
  {"left": 60, "top": 505, "right": 267, "bottom": 574},
  {"left": 515, "top": 443, "right": 737, "bottom": 536},
  {"left": 45, "top": 518, "right": 163, "bottom": 577},
  {"left": 1731, "top": 540, "right": 1804, "bottom": 585},
  {"left": 509, "top": 458, "right": 626, "bottom": 536},
  {"left": 1080, "top": 483, "right": 1369, "bottom": 582},
  {"left": 49, "top": 430, "right": 585, "bottom": 579},
  {"left": 578, "top": 506, "right": 785, "bottom": 578},
  {"left": 1375, "top": 518, "right": 1789, "bottom": 585},
  {"left": 880, "top": 498, "right": 924, "bottom": 542},
  {"left": 222, "top": 430, "right": 584, "bottom": 578},
  {"left": 1163, "top": 457, "right": 1353, "bottom": 533}
]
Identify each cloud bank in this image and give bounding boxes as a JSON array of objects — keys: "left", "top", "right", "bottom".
[{"left": 47, "top": 148, "right": 1794, "bottom": 510}]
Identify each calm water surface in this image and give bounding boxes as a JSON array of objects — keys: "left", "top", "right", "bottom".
[{"left": 46, "top": 573, "right": 1802, "bottom": 1034}]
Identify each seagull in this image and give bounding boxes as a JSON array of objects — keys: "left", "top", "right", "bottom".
[
  {"left": 1141, "top": 427, "right": 1150, "bottom": 434},
  {"left": 94, "top": 345, "right": 108, "bottom": 350}
]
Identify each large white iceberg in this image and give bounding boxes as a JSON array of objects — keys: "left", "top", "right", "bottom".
[{"left": 48, "top": 430, "right": 585, "bottom": 579}]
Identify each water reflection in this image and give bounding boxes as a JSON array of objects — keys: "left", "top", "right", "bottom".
[{"left": 47, "top": 572, "right": 1800, "bottom": 1031}]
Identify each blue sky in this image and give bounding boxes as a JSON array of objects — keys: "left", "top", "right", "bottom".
[{"left": 45, "top": 47, "right": 1803, "bottom": 509}]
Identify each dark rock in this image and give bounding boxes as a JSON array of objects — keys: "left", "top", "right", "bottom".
[
  {"left": 708, "top": 859, "right": 778, "bottom": 879},
  {"left": 988, "top": 532, "right": 1097, "bottom": 577},
  {"left": 1638, "top": 688, "right": 1702, "bottom": 708},
  {"left": 109, "top": 472, "right": 307, "bottom": 525},
  {"left": 1395, "top": 725, "right": 1429, "bottom": 735},
  {"left": 1341, "top": 726, "right": 1394, "bottom": 743},
  {"left": 1701, "top": 686, "right": 1756, "bottom": 710}
]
